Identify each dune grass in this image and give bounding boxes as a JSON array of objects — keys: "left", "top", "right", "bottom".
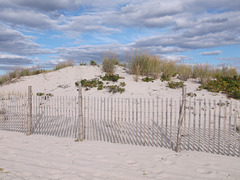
[
  {"left": 0, "top": 60, "right": 74, "bottom": 85},
  {"left": 54, "top": 59, "right": 74, "bottom": 70},
  {"left": 177, "top": 64, "right": 193, "bottom": 81},
  {"left": 192, "top": 63, "right": 214, "bottom": 84},
  {"left": 127, "top": 50, "right": 162, "bottom": 81},
  {"left": 0, "top": 67, "right": 47, "bottom": 85},
  {"left": 102, "top": 52, "right": 119, "bottom": 73}
]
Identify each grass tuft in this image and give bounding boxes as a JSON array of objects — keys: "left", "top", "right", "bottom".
[
  {"left": 102, "top": 52, "right": 119, "bottom": 73},
  {"left": 54, "top": 59, "right": 74, "bottom": 70}
]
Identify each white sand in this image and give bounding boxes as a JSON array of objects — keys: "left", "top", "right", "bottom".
[
  {"left": 0, "top": 66, "right": 240, "bottom": 179},
  {"left": 0, "top": 131, "right": 240, "bottom": 180}
]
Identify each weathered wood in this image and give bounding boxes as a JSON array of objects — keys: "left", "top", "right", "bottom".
[
  {"left": 166, "top": 98, "right": 168, "bottom": 148},
  {"left": 27, "top": 86, "right": 32, "bottom": 136},
  {"left": 213, "top": 100, "right": 216, "bottom": 153},
  {"left": 218, "top": 100, "right": 221, "bottom": 154},
  {"left": 161, "top": 98, "right": 163, "bottom": 147},
  {"left": 175, "top": 85, "right": 186, "bottom": 153},
  {"left": 188, "top": 98, "right": 191, "bottom": 150},
  {"left": 152, "top": 99, "right": 155, "bottom": 146},
  {"left": 193, "top": 98, "right": 196, "bottom": 150},
  {"left": 136, "top": 98, "right": 138, "bottom": 145},
  {"left": 198, "top": 100, "right": 201, "bottom": 151},
  {"left": 140, "top": 98, "right": 142, "bottom": 146},
  {"left": 208, "top": 99, "right": 211, "bottom": 153},
  {"left": 203, "top": 99, "right": 206, "bottom": 152},
  {"left": 77, "top": 85, "right": 84, "bottom": 141},
  {"left": 233, "top": 103, "right": 237, "bottom": 156},
  {"left": 157, "top": 98, "right": 159, "bottom": 147},
  {"left": 228, "top": 102, "right": 232, "bottom": 156},
  {"left": 170, "top": 98, "right": 172, "bottom": 149}
]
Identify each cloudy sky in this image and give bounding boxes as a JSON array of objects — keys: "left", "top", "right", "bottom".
[{"left": 0, "top": 0, "right": 240, "bottom": 75}]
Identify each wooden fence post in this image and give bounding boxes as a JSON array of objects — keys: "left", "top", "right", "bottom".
[
  {"left": 27, "top": 86, "right": 32, "bottom": 136},
  {"left": 175, "top": 85, "right": 186, "bottom": 152},
  {"left": 78, "top": 85, "right": 84, "bottom": 141}
]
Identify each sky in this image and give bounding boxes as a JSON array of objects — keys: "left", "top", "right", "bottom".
[{"left": 0, "top": 0, "right": 240, "bottom": 76}]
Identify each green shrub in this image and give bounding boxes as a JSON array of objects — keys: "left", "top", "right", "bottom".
[
  {"left": 90, "top": 60, "right": 97, "bottom": 66},
  {"left": 80, "top": 62, "right": 87, "bottom": 66},
  {"left": 97, "top": 84, "right": 103, "bottom": 90},
  {"left": 101, "top": 73, "right": 122, "bottom": 82},
  {"left": 55, "top": 59, "right": 74, "bottom": 70},
  {"left": 142, "top": 76, "right": 154, "bottom": 82},
  {"left": 75, "top": 81, "right": 79, "bottom": 87},
  {"left": 160, "top": 74, "right": 170, "bottom": 81},
  {"left": 167, "top": 81, "right": 184, "bottom": 89},
  {"left": 102, "top": 52, "right": 118, "bottom": 73},
  {"left": 120, "top": 82, "right": 126, "bottom": 87},
  {"left": 81, "top": 79, "right": 103, "bottom": 89},
  {"left": 36, "top": 92, "right": 44, "bottom": 96},
  {"left": 45, "top": 93, "right": 53, "bottom": 97},
  {"left": 187, "top": 92, "right": 197, "bottom": 97},
  {"left": 199, "top": 75, "right": 240, "bottom": 99},
  {"left": 107, "top": 85, "right": 125, "bottom": 94}
]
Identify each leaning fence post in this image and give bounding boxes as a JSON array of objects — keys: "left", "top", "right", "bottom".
[
  {"left": 78, "top": 85, "right": 84, "bottom": 141},
  {"left": 176, "top": 85, "right": 186, "bottom": 152},
  {"left": 27, "top": 86, "right": 32, "bottom": 136}
]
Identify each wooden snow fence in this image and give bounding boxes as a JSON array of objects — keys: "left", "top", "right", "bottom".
[{"left": 0, "top": 86, "right": 239, "bottom": 157}]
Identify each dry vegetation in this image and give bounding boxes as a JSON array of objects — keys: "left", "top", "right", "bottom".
[
  {"left": 102, "top": 52, "right": 119, "bottom": 74},
  {"left": 0, "top": 59, "right": 74, "bottom": 85}
]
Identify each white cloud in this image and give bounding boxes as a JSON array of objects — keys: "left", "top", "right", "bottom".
[
  {"left": 199, "top": 50, "right": 222, "bottom": 56},
  {"left": 0, "top": 24, "right": 53, "bottom": 55},
  {"left": 0, "top": 53, "right": 34, "bottom": 65}
]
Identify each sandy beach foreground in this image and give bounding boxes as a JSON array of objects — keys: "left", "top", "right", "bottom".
[
  {"left": 0, "top": 131, "right": 240, "bottom": 180},
  {"left": 0, "top": 65, "right": 240, "bottom": 179}
]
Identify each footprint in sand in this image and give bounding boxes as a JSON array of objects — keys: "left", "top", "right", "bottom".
[
  {"left": 21, "top": 171, "right": 32, "bottom": 177},
  {"left": 196, "top": 168, "right": 212, "bottom": 174},
  {"left": 163, "top": 160, "right": 176, "bottom": 165},
  {"left": 49, "top": 174, "right": 63, "bottom": 180},
  {"left": 127, "top": 160, "right": 138, "bottom": 166}
]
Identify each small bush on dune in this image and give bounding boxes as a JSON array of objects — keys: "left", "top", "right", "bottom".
[
  {"left": 193, "top": 63, "right": 214, "bottom": 84},
  {"left": 80, "top": 62, "right": 87, "bottom": 66},
  {"left": 102, "top": 52, "right": 119, "bottom": 73},
  {"left": 177, "top": 64, "right": 193, "bottom": 81},
  {"left": 167, "top": 81, "right": 184, "bottom": 89},
  {"left": 90, "top": 60, "right": 97, "bottom": 66},
  {"left": 101, "top": 73, "right": 122, "bottom": 82},
  {"left": 107, "top": 85, "right": 125, "bottom": 94},
  {"left": 120, "top": 82, "right": 126, "bottom": 87},
  {"left": 160, "top": 74, "right": 170, "bottom": 81},
  {"left": 97, "top": 84, "right": 103, "bottom": 90},
  {"left": 199, "top": 75, "right": 240, "bottom": 99},
  {"left": 142, "top": 76, "right": 154, "bottom": 82},
  {"left": 127, "top": 50, "right": 161, "bottom": 81},
  {"left": 214, "top": 65, "right": 238, "bottom": 78},
  {"left": 55, "top": 59, "right": 74, "bottom": 70},
  {"left": 80, "top": 79, "right": 103, "bottom": 89},
  {"left": 159, "top": 60, "right": 177, "bottom": 80}
]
